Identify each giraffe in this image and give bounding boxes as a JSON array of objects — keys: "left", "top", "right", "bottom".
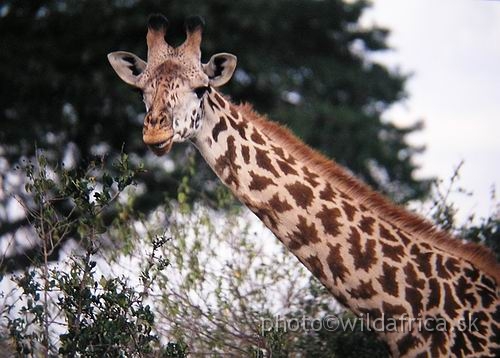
[{"left": 108, "top": 14, "right": 500, "bottom": 357}]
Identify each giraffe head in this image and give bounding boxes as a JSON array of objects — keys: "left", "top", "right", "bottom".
[{"left": 108, "top": 14, "right": 237, "bottom": 155}]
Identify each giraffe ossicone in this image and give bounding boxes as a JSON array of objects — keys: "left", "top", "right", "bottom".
[{"left": 108, "top": 14, "right": 499, "bottom": 358}]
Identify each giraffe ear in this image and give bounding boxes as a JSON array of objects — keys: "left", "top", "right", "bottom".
[
  {"left": 107, "top": 51, "right": 147, "bottom": 87},
  {"left": 203, "top": 53, "right": 237, "bottom": 87}
]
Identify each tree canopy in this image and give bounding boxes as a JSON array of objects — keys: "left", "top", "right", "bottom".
[
  {"left": 1, "top": 1, "right": 499, "bottom": 356},
  {"left": 1, "top": 0, "right": 429, "bottom": 273}
]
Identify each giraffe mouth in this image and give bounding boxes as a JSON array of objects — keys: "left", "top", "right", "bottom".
[{"left": 148, "top": 137, "right": 173, "bottom": 156}]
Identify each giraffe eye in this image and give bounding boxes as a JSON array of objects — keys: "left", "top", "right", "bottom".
[{"left": 194, "top": 86, "right": 209, "bottom": 99}]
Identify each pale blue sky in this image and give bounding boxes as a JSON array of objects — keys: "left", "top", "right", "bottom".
[{"left": 362, "top": 0, "right": 500, "bottom": 222}]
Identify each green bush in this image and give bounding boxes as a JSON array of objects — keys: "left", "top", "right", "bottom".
[{"left": 1, "top": 153, "right": 186, "bottom": 357}]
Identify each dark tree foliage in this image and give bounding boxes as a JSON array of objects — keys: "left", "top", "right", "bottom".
[
  {"left": 295, "top": 317, "right": 391, "bottom": 358},
  {"left": 463, "top": 217, "right": 500, "bottom": 262},
  {"left": 0, "top": 0, "right": 429, "bottom": 270}
]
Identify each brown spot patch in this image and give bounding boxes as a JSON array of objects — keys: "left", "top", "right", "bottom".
[
  {"left": 444, "top": 257, "right": 461, "bottom": 277},
  {"left": 469, "top": 311, "right": 489, "bottom": 341},
  {"left": 425, "top": 315, "right": 448, "bottom": 357},
  {"left": 477, "top": 279, "right": 496, "bottom": 308},
  {"left": 271, "top": 145, "right": 285, "bottom": 159},
  {"left": 342, "top": 200, "right": 357, "bottom": 221},
  {"left": 411, "top": 245, "right": 433, "bottom": 277},
  {"left": 255, "top": 147, "right": 279, "bottom": 177},
  {"left": 285, "top": 181, "right": 314, "bottom": 209},
  {"left": 349, "top": 227, "right": 377, "bottom": 272},
  {"left": 443, "top": 283, "right": 461, "bottom": 319},
  {"left": 378, "top": 263, "right": 399, "bottom": 296},
  {"left": 348, "top": 279, "right": 377, "bottom": 300},
  {"left": 451, "top": 329, "right": 473, "bottom": 357},
  {"left": 241, "top": 145, "right": 250, "bottom": 164},
  {"left": 251, "top": 128, "right": 266, "bottom": 145},
  {"left": 207, "top": 94, "right": 220, "bottom": 111},
  {"left": 316, "top": 205, "right": 343, "bottom": 237},
  {"left": 406, "top": 286, "right": 424, "bottom": 317},
  {"left": 463, "top": 267, "right": 479, "bottom": 281},
  {"left": 252, "top": 207, "right": 278, "bottom": 229},
  {"left": 326, "top": 243, "right": 349, "bottom": 285},
  {"left": 271, "top": 144, "right": 297, "bottom": 164},
  {"left": 454, "top": 277, "right": 476, "bottom": 306},
  {"left": 304, "top": 255, "right": 327, "bottom": 282},
  {"left": 302, "top": 166, "right": 320, "bottom": 187},
  {"left": 319, "top": 183, "right": 337, "bottom": 202},
  {"left": 248, "top": 171, "right": 276, "bottom": 191},
  {"left": 214, "top": 136, "right": 240, "bottom": 188},
  {"left": 379, "top": 224, "right": 398, "bottom": 242},
  {"left": 276, "top": 159, "right": 298, "bottom": 176},
  {"left": 227, "top": 115, "right": 248, "bottom": 140},
  {"left": 340, "top": 192, "right": 353, "bottom": 200},
  {"left": 435, "top": 255, "right": 451, "bottom": 279},
  {"left": 213, "top": 92, "right": 226, "bottom": 108},
  {"left": 212, "top": 116, "right": 228, "bottom": 142},
  {"left": 382, "top": 301, "right": 407, "bottom": 318},
  {"left": 397, "top": 230, "right": 411, "bottom": 246},
  {"left": 404, "top": 263, "right": 425, "bottom": 290},
  {"left": 381, "top": 242, "right": 405, "bottom": 263},
  {"left": 397, "top": 334, "right": 421, "bottom": 357},
  {"left": 230, "top": 105, "right": 239, "bottom": 119},
  {"left": 289, "top": 215, "right": 321, "bottom": 251},
  {"left": 427, "top": 278, "right": 441, "bottom": 310},
  {"left": 268, "top": 193, "right": 293, "bottom": 213},
  {"left": 358, "top": 215, "right": 376, "bottom": 235},
  {"left": 420, "top": 242, "right": 432, "bottom": 250}
]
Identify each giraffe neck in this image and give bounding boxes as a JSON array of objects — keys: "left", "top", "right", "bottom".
[{"left": 192, "top": 89, "right": 500, "bottom": 357}]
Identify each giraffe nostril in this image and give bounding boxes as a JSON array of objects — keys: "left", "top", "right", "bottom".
[{"left": 148, "top": 116, "right": 169, "bottom": 127}]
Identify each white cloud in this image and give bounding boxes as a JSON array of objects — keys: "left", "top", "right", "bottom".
[{"left": 362, "top": 0, "right": 500, "bottom": 222}]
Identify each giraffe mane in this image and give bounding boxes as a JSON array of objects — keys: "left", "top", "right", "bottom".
[{"left": 235, "top": 102, "right": 500, "bottom": 284}]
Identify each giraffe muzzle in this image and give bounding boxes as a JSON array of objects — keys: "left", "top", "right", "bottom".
[
  {"left": 143, "top": 110, "right": 175, "bottom": 155},
  {"left": 143, "top": 129, "right": 174, "bottom": 156},
  {"left": 147, "top": 137, "right": 173, "bottom": 156}
]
